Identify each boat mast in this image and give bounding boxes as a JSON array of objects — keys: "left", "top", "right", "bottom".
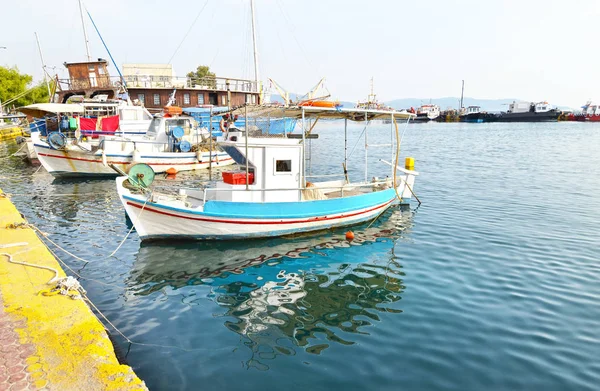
[
  {"left": 78, "top": 0, "right": 92, "bottom": 61},
  {"left": 250, "top": 0, "right": 260, "bottom": 97},
  {"left": 34, "top": 32, "right": 52, "bottom": 100},
  {"left": 460, "top": 80, "right": 464, "bottom": 110}
]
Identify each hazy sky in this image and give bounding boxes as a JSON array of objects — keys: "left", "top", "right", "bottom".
[{"left": 2, "top": 0, "right": 599, "bottom": 107}]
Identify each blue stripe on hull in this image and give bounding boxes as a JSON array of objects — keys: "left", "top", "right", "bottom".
[{"left": 124, "top": 188, "right": 397, "bottom": 219}]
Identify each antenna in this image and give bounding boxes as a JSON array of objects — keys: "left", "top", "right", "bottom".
[
  {"left": 34, "top": 32, "right": 52, "bottom": 100},
  {"left": 250, "top": 0, "right": 260, "bottom": 86},
  {"left": 78, "top": 0, "right": 92, "bottom": 61},
  {"left": 460, "top": 80, "right": 465, "bottom": 109}
]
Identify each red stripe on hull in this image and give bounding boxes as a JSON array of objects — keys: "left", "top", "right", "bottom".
[{"left": 37, "top": 152, "right": 232, "bottom": 165}]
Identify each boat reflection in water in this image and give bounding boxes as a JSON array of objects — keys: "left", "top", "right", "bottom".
[{"left": 129, "top": 205, "right": 415, "bottom": 369}]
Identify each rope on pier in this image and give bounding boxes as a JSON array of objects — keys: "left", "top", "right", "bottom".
[
  {"left": 1, "top": 242, "right": 85, "bottom": 299},
  {"left": 4, "top": 192, "right": 151, "bottom": 264}
]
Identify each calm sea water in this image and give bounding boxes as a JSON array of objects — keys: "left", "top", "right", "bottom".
[{"left": 1, "top": 121, "right": 600, "bottom": 390}]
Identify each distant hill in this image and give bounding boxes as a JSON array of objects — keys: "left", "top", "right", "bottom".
[{"left": 384, "top": 97, "right": 521, "bottom": 112}]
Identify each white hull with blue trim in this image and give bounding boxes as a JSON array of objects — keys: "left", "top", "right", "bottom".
[
  {"left": 117, "top": 176, "right": 414, "bottom": 240},
  {"left": 30, "top": 111, "right": 234, "bottom": 177},
  {"left": 32, "top": 132, "right": 232, "bottom": 176},
  {"left": 115, "top": 105, "right": 419, "bottom": 241}
]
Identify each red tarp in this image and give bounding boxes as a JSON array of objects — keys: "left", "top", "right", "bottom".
[
  {"left": 101, "top": 115, "right": 119, "bottom": 132},
  {"left": 80, "top": 117, "right": 98, "bottom": 131}
]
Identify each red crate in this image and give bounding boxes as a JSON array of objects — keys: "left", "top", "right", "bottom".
[{"left": 222, "top": 171, "right": 254, "bottom": 185}]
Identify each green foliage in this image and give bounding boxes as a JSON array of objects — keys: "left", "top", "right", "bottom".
[
  {"left": 0, "top": 66, "right": 49, "bottom": 109},
  {"left": 186, "top": 65, "right": 216, "bottom": 88}
]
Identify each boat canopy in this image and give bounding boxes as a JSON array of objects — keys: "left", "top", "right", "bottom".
[
  {"left": 18, "top": 103, "right": 85, "bottom": 117},
  {"left": 229, "top": 105, "right": 415, "bottom": 121}
]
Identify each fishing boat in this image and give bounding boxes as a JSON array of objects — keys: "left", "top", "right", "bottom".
[
  {"left": 115, "top": 105, "right": 419, "bottom": 241},
  {"left": 413, "top": 104, "right": 440, "bottom": 122},
  {"left": 29, "top": 105, "right": 232, "bottom": 177},
  {"left": 20, "top": 100, "right": 154, "bottom": 164},
  {"left": 496, "top": 101, "right": 560, "bottom": 122},
  {"left": 567, "top": 101, "right": 600, "bottom": 122},
  {"left": 460, "top": 105, "right": 496, "bottom": 123}
]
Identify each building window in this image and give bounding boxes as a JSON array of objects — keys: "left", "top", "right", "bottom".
[
  {"left": 198, "top": 94, "right": 204, "bottom": 105},
  {"left": 138, "top": 93, "right": 145, "bottom": 104},
  {"left": 221, "top": 95, "right": 226, "bottom": 105},
  {"left": 153, "top": 94, "right": 160, "bottom": 105},
  {"left": 275, "top": 159, "right": 292, "bottom": 173},
  {"left": 183, "top": 93, "right": 190, "bottom": 105}
]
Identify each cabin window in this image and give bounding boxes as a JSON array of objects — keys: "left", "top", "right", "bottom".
[
  {"left": 88, "top": 65, "right": 95, "bottom": 71},
  {"left": 138, "top": 93, "right": 145, "bottom": 104},
  {"left": 246, "top": 94, "right": 252, "bottom": 104},
  {"left": 275, "top": 159, "right": 292, "bottom": 173},
  {"left": 183, "top": 93, "right": 190, "bottom": 105},
  {"left": 98, "top": 67, "right": 105, "bottom": 75},
  {"left": 221, "top": 95, "right": 226, "bottom": 105},
  {"left": 153, "top": 94, "right": 160, "bottom": 105},
  {"left": 198, "top": 94, "right": 204, "bottom": 104}
]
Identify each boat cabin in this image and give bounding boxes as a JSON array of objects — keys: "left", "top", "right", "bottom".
[
  {"left": 417, "top": 104, "right": 441, "bottom": 119},
  {"left": 216, "top": 132, "right": 303, "bottom": 203},
  {"left": 581, "top": 102, "right": 600, "bottom": 116},
  {"left": 508, "top": 101, "right": 554, "bottom": 113},
  {"left": 465, "top": 106, "right": 481, "bottom": 114}
]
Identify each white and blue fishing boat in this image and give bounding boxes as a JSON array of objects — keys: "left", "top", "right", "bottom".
[{"left": 115, "top": 105, "right": 419, "bottom": 240}]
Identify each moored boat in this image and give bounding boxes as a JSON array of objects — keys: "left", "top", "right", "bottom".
[
  {"left": 567, "top": 101, "right": 600, "bottom": 121},
  {"left": 460, "top": 105, "right": 496, "bottom": 123},
  {"left": 496, "top": 101, "right": 559, "bottom": 122},
  {"left": 413, "top": 104, "right": 440, "bottom": 122},
  {"left": 30, "top": 107, "right": 232, "bottom": 177},
  {"left": 115, "top": 105, "right": 419, "bottom": 241}
]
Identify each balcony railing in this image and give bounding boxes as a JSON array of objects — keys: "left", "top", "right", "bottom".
[{"left": 57, "top": 76, "right": 260, "bottom": 94}]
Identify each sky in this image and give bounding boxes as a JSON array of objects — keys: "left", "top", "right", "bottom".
[{"left": 1, "top": 0, "right": 599, "bottom": 108}]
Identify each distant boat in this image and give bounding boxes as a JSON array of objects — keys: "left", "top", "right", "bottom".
[
  {"left": 496, "top": 101, "right": 559, "bottom": 122},
  {"left": 460, "top": 105, "right": 496, "bottom": 123},
  {"left": 567, "top": 101, "right": 600, "bottom": 122},
  {"left": 413, "top": 104, "right": 440, "bottom": 122}
]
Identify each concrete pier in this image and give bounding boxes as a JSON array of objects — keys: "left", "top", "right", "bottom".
[{"left": 0, "top": 189, "right": 147, "bottom": 390}]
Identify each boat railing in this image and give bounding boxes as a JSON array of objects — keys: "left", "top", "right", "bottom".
[
  {"left": 199, "top": 179, "right": 399, "bottom": 204},
  {"left": 305, "top": 173, "right": 346, "bottom": 178},
  {"left": 57, "top": 76, "right": 260, "bottom": 94}
]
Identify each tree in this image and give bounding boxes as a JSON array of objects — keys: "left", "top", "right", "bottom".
[
  {"left": 186, "top": 65, "right": 216, "bottom": 89},
  {"left": 0, "top": 66, "right": 49, "bottom": 111}
]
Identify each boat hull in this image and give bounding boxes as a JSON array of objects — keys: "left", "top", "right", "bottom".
[
  {"left": 117, "top": 178, "right": 415, "bottom": 241},
  {"left": 33, "top": 140, "right": 233, "bottom": 177},
  {"left": 496, "top": 110, "right": 559, "bottom": 122}
]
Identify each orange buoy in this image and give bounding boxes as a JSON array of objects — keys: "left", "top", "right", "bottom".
[
  {"left": 345, "top": 231, "right": 355, "bottom": 241},
  {"left": 166, "top": 167, "right": 177, "bottom": 175}
]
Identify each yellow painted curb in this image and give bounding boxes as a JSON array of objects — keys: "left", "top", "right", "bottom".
[
  {"left": 0, "top": 126, "right": 24, "bottom": 141},
  {"left": 0, "top": 189, "right": 147, "bottom": 391}
]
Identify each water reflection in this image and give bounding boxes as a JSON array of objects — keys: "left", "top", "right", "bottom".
[{"left": 129, "top": 206, "right": 414, "bottom": 369}]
